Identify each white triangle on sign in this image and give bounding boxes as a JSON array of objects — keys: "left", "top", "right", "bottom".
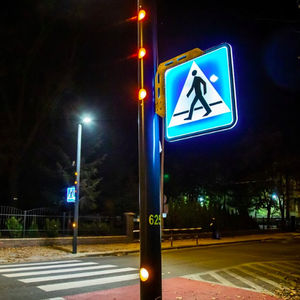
[{"left": 168, "top": 61, "right": 230, "bottom": 128}]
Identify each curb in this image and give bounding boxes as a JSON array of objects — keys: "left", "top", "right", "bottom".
[{"left": 72, "top": 235, "right": 293, "bottom": 258}]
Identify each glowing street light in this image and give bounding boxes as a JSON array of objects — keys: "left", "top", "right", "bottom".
[
  {"left": 272, "top": 193, "right": 278, "bottom": 200},
  {"left": 83, "top": 116, "right": 92, "bottom": 124}
]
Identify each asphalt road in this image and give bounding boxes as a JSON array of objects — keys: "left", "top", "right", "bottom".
[{"left": 0, "top": 236, "right": 299, "bottom": 300}]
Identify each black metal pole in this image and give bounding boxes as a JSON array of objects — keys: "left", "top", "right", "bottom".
[{"left": 137, "top": 0, "right": 162, "bottom": 299}]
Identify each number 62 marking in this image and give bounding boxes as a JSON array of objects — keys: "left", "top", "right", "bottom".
[{"left": 149, "top": 214, "right": 161, "bottom": 226}]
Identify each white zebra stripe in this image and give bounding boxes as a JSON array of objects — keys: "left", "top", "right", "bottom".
[
  {"left": 0, "top": 262, "right": 97, "bottom": 273},
  {"left": 0, "top": 260, "right": 81, "bottom": 268},
  {"left": 238, "top": 266, "right": 281, "bottom": 289},
  {"left": 38, "top": 273, "right": 139, "bottom": 292},
  {"left": 209, "top": 271, "right": 237, "bottom": 287},
  {"left": 4, "top": 264, "right": 116, "bottom": 278},
  {"left": 20, "top": 267, "right": 137, "bottom": 283},
  {"left": 225, "top": 269, "right": 272, "bottom": 294}
]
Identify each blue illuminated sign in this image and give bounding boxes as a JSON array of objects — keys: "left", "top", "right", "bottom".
[
  {"left": 67, "top": 186, "right": 76, "bottom": 203},
  {"left": 165, "top": 43, "right": 237, "bottom": 141}
]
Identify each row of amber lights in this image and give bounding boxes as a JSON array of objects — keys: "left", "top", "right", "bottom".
[
  {"left": 137, "top": 7, "right": 150, "bottom": 283},
  {"left": 138, "top": 9, "right": 147, "bottom": 101},
  {"left": 72, "top": 171, "right": 79, "bottom": 228}
]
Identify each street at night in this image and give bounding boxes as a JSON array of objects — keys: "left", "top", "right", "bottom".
[
  {"left": 0, "top": 235, "right": 299, "bottom": 299},
  {"left": 1, "top": 0, "right": 300, "bottom": 299}
]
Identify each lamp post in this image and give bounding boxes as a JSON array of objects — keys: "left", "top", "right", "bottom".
[{"left": 73, "top": 116, "right": 91, "bottom": 254}]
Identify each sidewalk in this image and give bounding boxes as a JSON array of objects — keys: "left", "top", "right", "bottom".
[
  {"left": 64, "top": 278, "right": 280, "bottom": 300},
  {"left": 0, "top": 232, "right": 298, "bottom": 264}
]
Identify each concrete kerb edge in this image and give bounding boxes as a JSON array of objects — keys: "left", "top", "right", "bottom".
[
  {"left": 0, "top": 235, "right": 129, "bottom": 248},
  {"left": 74, "top": 236, "right": 287, "bottom": 258}
]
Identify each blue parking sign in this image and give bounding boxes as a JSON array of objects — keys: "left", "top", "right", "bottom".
[
  {"left": 67, "top": 186, "right": 76, "bottom": 203},
  {"left": 164, "top": 43, "right": 237, "bottom": 142}
]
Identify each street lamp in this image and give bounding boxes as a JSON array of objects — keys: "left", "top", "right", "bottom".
[
  {"left": 73, "top": 116, "right": 92, "bottom": 254},
  {"left": 272, "top": 193, "right": 278, "bottom": 201},
  {"left": 82, "top": 116, "right": 92, "bottom": 124}
]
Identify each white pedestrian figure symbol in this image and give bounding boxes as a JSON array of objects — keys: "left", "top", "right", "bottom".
[{"left": 184, "top": 70, "right": 212, "bottom": 120}]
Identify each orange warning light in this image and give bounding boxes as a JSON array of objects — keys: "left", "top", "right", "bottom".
[
  {"left": 138, "top": 88, "right": 147, "bottom": 100},
  {"left": 138, "top": 9, "right": 146, "bottom": 21},
  {"left": 140, "top": 268, "right": 149, "bottom": 282},
  {"left": 138, "top": 47, "right": 146, "bottom": 59}
]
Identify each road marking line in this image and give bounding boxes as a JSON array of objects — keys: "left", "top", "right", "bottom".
[
  {"left": 255, "top": 263, "right": 300, "bottom": 280},
  {"left": 0, "top": 262, "right": 97, "bottom": 273},
  {"left": 182, "top": 271, "right": 273, "bottom": 295},
  {"left": 0, "top": 260, "right": 81, "bottom": 268},
  {"left": 244, "top": 265, "right": 287, "bottom": 283},
  {"left": 38, "top": 273, "right": 139, "bottom": 292},
  {"left": 238, "top": 266, "right": 281, "bottom": 289},
  {"left": 226, "top": 269, "right": 272, "bottom": 294},
  {"left": 181, "top": 260, "right": 299, "bottom": 297},
  {"left": 20, "top": 267, "right": 137, "bottom": 283},
  {"left": 268, "top": 262, "right": 300, "bottom": 275},
  {"left": 275, "top": 262, "right": 300, "bottom": 273},
  {"left": 209, "top": 271, "right": 237, "bottom": 287},
  {"left": 3, "top": 264, "right": 117, "bottom": 278}
]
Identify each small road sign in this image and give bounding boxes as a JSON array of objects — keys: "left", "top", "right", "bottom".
[
  {"left": 67, "top": 186, "right": 76, "bottom": 203},
  {"left": 156, "top": 43, "right": 238, "bottom": 142}
]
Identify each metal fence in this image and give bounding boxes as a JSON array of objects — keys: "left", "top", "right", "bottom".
[
  {"left": 0, "top": 206, "right": 124, "bottom": 238},
  {"left": 133, "top": 227, "right": 203, "bottom": 247},
  {"left": 256, "top": 217, "right": 300, "bottom": 230}
]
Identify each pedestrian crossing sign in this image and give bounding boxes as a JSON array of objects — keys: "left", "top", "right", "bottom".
[
  {"left": 157, "top": 43, "right": 237, "bottom": 142},
  {"left": 67, "top": 186, "right": 76, "bottom": 203}
]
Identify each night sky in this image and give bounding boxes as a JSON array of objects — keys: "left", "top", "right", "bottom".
[{"left": 0, "top": 0, "right": 299, "bottom": 212}]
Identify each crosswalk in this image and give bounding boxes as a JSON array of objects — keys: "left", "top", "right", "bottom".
[
  {"left": 0, "top": 259, "right": 138, "bottom": 294},
  {"left": 1, "top": 258, "right": 299, "bottom": 298},
  {"left": 182, "top": 260, "right": 300, "bottom": 296}
]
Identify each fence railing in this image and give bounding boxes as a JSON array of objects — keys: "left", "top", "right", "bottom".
[
  {"left": 255, "top": 217, "right": 300, "bottom": 230},
  {"left": 0, "top": 206, "right": 124, "bottom": 238},
  {"left": 133, "top": 227, "right": 203, "bottom": 247},
  {"left": 164, "top": 227, "right": 203, "bottom": 247}
]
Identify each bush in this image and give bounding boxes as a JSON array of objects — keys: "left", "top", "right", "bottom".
[
  {"left": 45, "top": 219, "right": 60, "bottom": 237},
  {"left": 79, "top": 221, "right": 110, "bottom": 236},
  {"left": 165, "top": 197, "right": 259, "bottom": 231},
  {"left": 98, "top": 222, "right": 110, "bottom": 235},
  {"left": 28, "top": 221, "right": 39, "bottom": 238},
  {"left": 6, "top": 217, "right": 23, "bottom": 238}
]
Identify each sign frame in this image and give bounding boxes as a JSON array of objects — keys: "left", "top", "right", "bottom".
[
  {"left": 155, "top": 43, "right": 238, "bottom": 142},
  {"left": 66, "top": 186, "right": 76, "bottom": 203}
]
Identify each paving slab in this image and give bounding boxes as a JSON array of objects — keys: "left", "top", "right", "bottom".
[{"left": 64, "top": 277, "right": 281, "bottom": 300}]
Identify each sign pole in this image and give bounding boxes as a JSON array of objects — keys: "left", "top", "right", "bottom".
[
  {"left": 160, "top": 120, "right": 165, "bottom": 232},
  {"left": 73, "top": 123, "right": 82, "bottom": 254},
  {"left": 137, "top": 0, "right": 162, "bottom": 299}
]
